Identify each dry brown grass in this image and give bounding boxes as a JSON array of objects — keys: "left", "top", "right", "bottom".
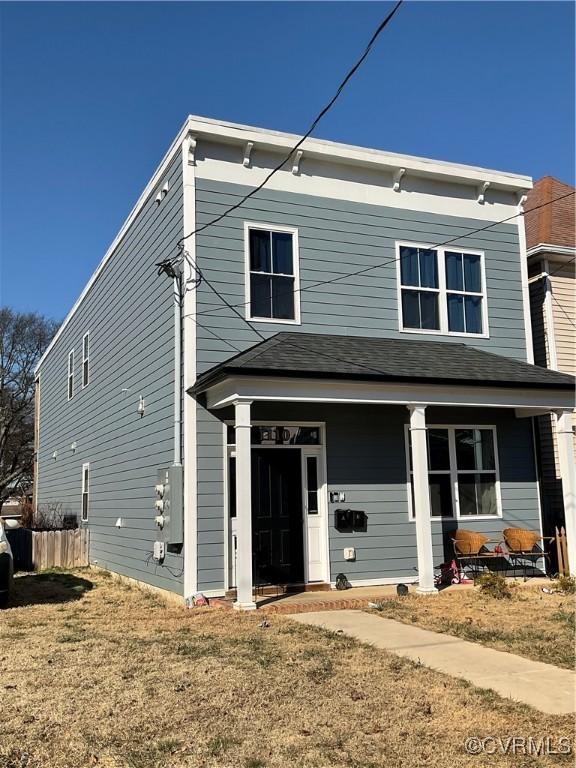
[
  {"left": 0, "top": 569, "right": 573, "bottom": 768},
  {"left": 370, "top": 582, "right": 576, "bottom": 669}
]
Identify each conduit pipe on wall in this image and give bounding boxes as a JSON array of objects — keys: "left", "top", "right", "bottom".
[{"left": 173, "top": 273, "right": 182, "bottom": 467}]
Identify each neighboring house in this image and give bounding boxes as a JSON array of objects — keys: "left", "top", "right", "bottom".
[
  {"left": 34, "top": 117, "right": 576, "bottom": 608},
  {"left": 526, "top": 176, "right": 576, "bottom": 550}
]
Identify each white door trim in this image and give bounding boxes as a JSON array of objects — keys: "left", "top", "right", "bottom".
[{"left": 224, "top": 420, "right": 330, "bottom": 587}]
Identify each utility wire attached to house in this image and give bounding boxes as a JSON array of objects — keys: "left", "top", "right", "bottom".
[
  {"left": 156, "top": 3, "right": 404, "bottom": 279},
  {"left": 189, "top": 190, "right": 576, "bottom": 384},
  {"left": 194, "top": 189, "right": 576, "bottom": 320},
  {"left": 174, "top": 1, "right": 404, "bottom": 252},
  {"left": 187, "top": 191, "right": 576, "bottom": 364}
]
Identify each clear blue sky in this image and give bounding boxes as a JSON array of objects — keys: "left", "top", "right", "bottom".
[{"left": 1, "top": 1, "right": 574, "bottom": 321}]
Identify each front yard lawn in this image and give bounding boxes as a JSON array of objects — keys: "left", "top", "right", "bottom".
[
  {"left": 0, "top": 570, "right": 573, "bottom": 768},
  {"left": 369, "top": 582, "right": 575, "bottom": 669}
]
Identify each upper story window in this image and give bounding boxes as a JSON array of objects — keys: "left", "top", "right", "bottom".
[
  {"left": 67, "top": 350, "right": 74, "bottom": 400},
  {"left": 398, "top": 244, "right": 487, "bottom": 336},
  {"left": 445, "top": 251, "right": 484, "bottom": 334},
  {"left": 399, "top": 246, "right": 440, "bottom": 330},
  {"left": 82, "top": 332, "right": 90, "bottom": 388},
  {"left": 245, "top": 223, "right": 300, "bottom": 323}
]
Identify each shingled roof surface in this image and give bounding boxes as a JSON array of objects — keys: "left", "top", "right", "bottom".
[{"left": 194, "top": 333, "right": 576, "bottom": 391}]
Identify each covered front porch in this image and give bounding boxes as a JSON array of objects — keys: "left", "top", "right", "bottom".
[{"left": 191, "top": 333, "right": 576, "bottom": 610}]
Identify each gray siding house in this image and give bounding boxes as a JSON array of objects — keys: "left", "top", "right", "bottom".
[{"left": 35, "top": 116, "right": 576, "bottom": 607}]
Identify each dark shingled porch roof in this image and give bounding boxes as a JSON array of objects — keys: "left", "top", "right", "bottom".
[{"left": 192, "top": 333, "right": 576, "bottom": 392}]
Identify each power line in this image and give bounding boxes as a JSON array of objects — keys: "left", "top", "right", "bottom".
[
  {"left": 187, "top": 221, "right": 576, "bottom": 379},
  {"left": 187, "top": 192, "right": 576, "bottom": 372},
  {"left": 195, "top": 319, "right": 244, "bottom": 353},
  {"left": 187, "top": 262, "right": 400, "bottom": 379},
  {"left": 173, "top": 2, "right": 404, "bottom": 252},
  {"left": 195, "top": 189, "right": 576, "bottom": 319},
  {"left": 551, "top": 291, "right": 576, "bottom": 331},
  {"left": 528, "top": 255, "right": 576, "bottom": 329},
  {"left": 543, "top": 254, "right": 576, "bottom": 281}
]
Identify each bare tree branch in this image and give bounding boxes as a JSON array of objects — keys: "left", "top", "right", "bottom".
[{"left": 0, "top": 307, "right": 58, "bottom": 510}]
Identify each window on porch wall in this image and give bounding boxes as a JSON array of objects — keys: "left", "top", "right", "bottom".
[{"left": 407, "top": 426, "right": 500, "bottom": 519}]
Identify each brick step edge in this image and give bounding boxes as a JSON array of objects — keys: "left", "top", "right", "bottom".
[
  {"left": 208, "top": 595, "right": 387, "bottom": 614},
  {"left": 262, "top": 596, "right": 384, "bottom": 614}
]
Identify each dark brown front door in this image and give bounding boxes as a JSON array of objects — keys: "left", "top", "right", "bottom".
[{"left": 252, "top": 449, "right": 304, "bottom": 585}]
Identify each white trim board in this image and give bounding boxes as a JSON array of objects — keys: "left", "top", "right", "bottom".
[
  {"left": 526, "top": 243, "right": 576, "bottom": 261},
  {"left": 517, "top": 213, "right": 534, "bottom": 364},
  {"left": 333, "top": 576, "right": 420, "bottom": 588},
  {"left": 185, "top": 114, "right": 531, "bottom": 190},
  {"left": 195, "top": 150, "right": 523, "bottom": 224},
  {"left": 204, "top": 375, "right": 575, "bottom": 412},
  {"left": 182, "top": 131, "right": 199, "bottom": 601}
]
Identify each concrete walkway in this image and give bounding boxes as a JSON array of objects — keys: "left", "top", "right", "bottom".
[{"left": 290, "top": 609, "right": 576, "bottom": 715}]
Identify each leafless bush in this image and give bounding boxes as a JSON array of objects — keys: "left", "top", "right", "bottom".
[
  {"left": 19, "top": 499, "right": 35, "bottom": 528},
  {"left": 32, "top": 502, "right": 78, "bottom": 531}
]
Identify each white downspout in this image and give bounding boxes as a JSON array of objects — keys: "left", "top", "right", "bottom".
[{"left": 173, "top": 274, "right": 182, "bottom": 467}]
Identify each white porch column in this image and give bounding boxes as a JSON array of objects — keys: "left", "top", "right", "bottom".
[
  {"left": 408, "top": 405, "right": 437, "bottom": 593},
  {"left": 233, "top": 400, "right": 256, "bottom": 610},
  {"left": 556, "top": 410, "right": 576, "bottom": 575}
]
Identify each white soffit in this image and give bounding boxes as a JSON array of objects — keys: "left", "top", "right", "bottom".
[{"left": 186, "top": 114, "right": 532, "bottom": 192}]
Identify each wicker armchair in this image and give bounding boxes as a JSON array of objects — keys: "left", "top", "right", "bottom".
[
  {"left": 451, "top": 529, "right": 504, "bottom": 577},
  {"left": 502, "top": 527, "right": 553, "bottom": 580}
]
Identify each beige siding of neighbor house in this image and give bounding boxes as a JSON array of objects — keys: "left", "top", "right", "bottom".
[
  {"left": 525, "top": 177, "right": 575, "bottom": 541},
  {"left": 549, "top": 260, "right": 576, "bottom": 462},
  {"left": 529, "top": 255, "right": 575, "bottom": 534},
  {"left": 549, "top": 261, "right": 576, "bottom": 376},
  {"left": 550, "top": 265, "right": 576, "bottom": 488}
]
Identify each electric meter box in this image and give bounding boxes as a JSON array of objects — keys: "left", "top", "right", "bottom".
[{"left": 156, "top": 465, "right": 184, "bottom": 548}]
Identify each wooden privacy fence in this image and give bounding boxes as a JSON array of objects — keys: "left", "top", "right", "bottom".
[
  {"left": 555, "top": 526, "right": 570, "bottom": 576},
  {"left": 7, "top": 528, "right": 89, "bottom": 571}
]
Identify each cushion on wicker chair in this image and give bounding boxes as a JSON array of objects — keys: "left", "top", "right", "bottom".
[
  {"left": 452, "top": 529, "right": 489, "bottom": 555},
  {"left": 503, "top": 527, "right": 540, "bottom": 553}
]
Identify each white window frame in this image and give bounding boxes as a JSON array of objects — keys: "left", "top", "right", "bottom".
[
  {"left": 81, "top": 462, "right": 90, "bottom": 522},
  {"left": 244, "top": 222, "right": 301, "bottom": 325},
  {"left": 405, "top": 424, "right": 502, "bottom": 521},
  {"left": 82, "top": 331, "right": 90, "bottom": 389},
  {"left": 396, "top": 241, "right": 489, "bottom": 338},
  {"left": 67, "top": 349, "right": 74, "bottom": 400}
]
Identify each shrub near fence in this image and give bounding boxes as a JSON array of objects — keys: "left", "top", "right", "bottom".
[{"left": 6, "top": 528, "right": 89, "bottom": 571}]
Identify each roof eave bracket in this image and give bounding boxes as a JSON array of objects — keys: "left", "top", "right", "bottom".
[
  {"left": 292, "top": 150, "right": 304, "bottom": 176},
  {"left": 393, "top": 167, "right": 406, "bottom": 192},
  {"left": 477, "top": 181, "right": 490, "bottom": 204}
]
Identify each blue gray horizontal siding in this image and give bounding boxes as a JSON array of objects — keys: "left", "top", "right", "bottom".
[
  {"left": 196, "top": 402, "right": 540, "bottom": 591},
  {"left": 36, "top": 151, "right": 184, "bottom": 594},
  {"left": 194, "top": 178, "right": 532, "bottom": 590},
  {"left": 194, "top": 178, "right": 527, "bottom": 374}
]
